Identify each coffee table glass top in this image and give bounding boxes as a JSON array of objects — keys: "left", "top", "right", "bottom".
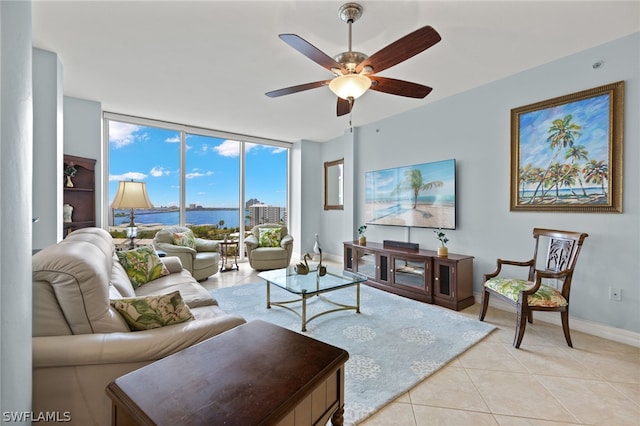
[{"left": 258, "top": 266, "right": 367, "bottom": 295}]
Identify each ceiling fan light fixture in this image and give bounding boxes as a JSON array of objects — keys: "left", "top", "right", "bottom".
[{"left": 329, "top": 73, "right": 371, "bottom": 100}]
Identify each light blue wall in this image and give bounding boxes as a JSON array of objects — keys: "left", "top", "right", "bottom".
[
  {"left": 63, "top": 96, "right": 103, "bottom": 227},
  {"left": 32, "top": 48, "right": 63, "bottom": 249},
  {"left": 316, "top": 33, "right": 640, "bottom": 333}
]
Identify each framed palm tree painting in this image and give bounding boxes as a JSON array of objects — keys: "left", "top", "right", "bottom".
[
  {"left": 510, "top": 81, "right": 623, "bottom": 212},
  {"left": 365, "top": 159, "right": 456, "bottom": 229}
]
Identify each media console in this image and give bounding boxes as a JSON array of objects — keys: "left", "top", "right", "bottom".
[{"left": 343, "top": 241, "right": 474, "bottom": 311}]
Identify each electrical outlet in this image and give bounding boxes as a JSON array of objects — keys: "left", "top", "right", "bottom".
[{"left": 609, "top": 287, "right": 622, "bottom": 301}]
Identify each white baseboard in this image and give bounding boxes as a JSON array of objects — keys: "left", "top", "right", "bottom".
[{"left": 477, "top": 293, "right": 640, "bottom": 348}]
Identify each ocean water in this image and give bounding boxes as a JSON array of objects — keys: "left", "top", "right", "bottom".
[{"left": 114, "top": 209, "right": 243, "bottom": 228}]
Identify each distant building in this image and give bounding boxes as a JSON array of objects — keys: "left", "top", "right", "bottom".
[
  {"left": 245, "top": 198, "right": 261, "bottom": 208},
  {"left": 247, "top": 203, "right": 285, "bottom": 227}
]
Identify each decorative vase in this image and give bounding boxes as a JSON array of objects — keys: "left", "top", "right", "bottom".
[
  {"left": 63, "top": 204, "right": 73, "bottom": 223},
  {"left": 437, "top": 246, "right": 448, "bottom": 257},
  {"left": 358, "top": 235, "right": 366, "bottom": 245},
  {"left": 65, "top": 175, "right": 74, "bottom": 188}
]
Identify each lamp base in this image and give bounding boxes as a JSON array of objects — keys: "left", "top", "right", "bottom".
[{"left": 126, "top": 237, "right": 136, "bottom": 250}]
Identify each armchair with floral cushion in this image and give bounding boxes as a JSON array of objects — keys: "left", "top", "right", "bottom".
[
  {"left": 152, "top": 226, "right": 220, "bottom": 281},
  {"left": 244, "top": 223, "right": 294, "bottom": 270}
]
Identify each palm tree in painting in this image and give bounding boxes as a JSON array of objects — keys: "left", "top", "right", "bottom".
[
  {"left": 519, "top": 164, "right": 544, "bottom": 200},
  {"left": 583, "top": 160, "right": 609, "bottom": 195},
  {"left": 527, "top": 115, "right": 582, "bottom": 203},
  {"left": 400, "top": 169, "right": 443, "bottom": 209},
  {"left": 542, "top": 162, "right": 563, "bottom": 200},
  {"left": 564, "top": 145, "right": 590, "bottom": 196}
]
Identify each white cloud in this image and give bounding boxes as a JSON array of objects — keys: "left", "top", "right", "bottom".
[
  {"left": 165, "top": 135, "right": 180, "bottom": 143},
  {"left": 185, "top": 170, "right": 214, "bottom": 179},
  {"left": 109, "top": 122, "right": 143, "bottom": 148},
  {"left": 149, "top": 166, "right": 170, "bottom": 177},
  {"left": 109, "top": 172, "right": 147, "bottom": 181},
  {"left": 215, "top": 140, "right": 241, "bottom": 157}
]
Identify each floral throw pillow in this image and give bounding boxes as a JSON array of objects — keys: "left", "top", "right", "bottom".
[
  {"left": 116, "top": 246, "right": 170, "bottom": 288},
  {"left": 172, "top": 230, "right": 196, "bottom": 249},
  {"left": 259, "top": 227, "right": 282, "bottom": 247},
  {"left": 110, "top": 291, "right": 195, "bottom": 331}
]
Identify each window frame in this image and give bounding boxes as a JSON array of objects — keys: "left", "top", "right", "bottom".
[{"left": 103, "top": 112, "right": 291, "bottom": 260}]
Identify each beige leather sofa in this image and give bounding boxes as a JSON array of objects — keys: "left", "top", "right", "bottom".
[
  {"left": 32, "top": 227, "right": 245, "bottom": 426},
  {"left": 152, "top": 225, "right": 220, "bottom": 281},
  {"left": 244, "top": 223, "right": 294, "bottom": 270}
]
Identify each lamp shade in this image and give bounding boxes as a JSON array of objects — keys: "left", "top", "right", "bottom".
[
  {"left": 329, "top": 74, "right": 372, "bottom": 100},
  {"left": 110, "top": 181, "right": 154, "bottom": 209}
]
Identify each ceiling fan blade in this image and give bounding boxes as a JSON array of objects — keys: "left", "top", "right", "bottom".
[
  {"left": 265, "top": 80, "right": 330, "bottom": 98},
  {"left": 369, "top": 77, "right": 433, "bottom": 98},
  {"left": 356, "top": 26, "right": 441, "bottom": 74},
  {"left": 279, "top": 34, "right": 345, "bottom": 73},
  {"left": 337, "top": 97, "right": 353, "bottom": 116}
]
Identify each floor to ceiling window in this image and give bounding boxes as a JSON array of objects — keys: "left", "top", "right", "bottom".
[
  {"left": 184, "top": 134, "right": 240, "bottom": 234},
  {"left": 105, "top": 113, "right": 290, "bottom": 253},
  {"left": 108, "top": 119, "right": 181, "bottom": 228},
  {"left": 245, "top": 142, "right": 288, "bottom": 228}
]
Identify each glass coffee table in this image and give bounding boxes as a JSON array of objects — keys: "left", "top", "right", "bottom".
[{"left": 258, "top": 266, "right": 367, "bottom": 331}]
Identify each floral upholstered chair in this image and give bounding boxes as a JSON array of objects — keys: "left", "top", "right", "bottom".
[
  {"left": 479, "top": 228, "right": 588, "bottom": 348},
  {"left": 244, "top": 223, "right": 293, "bottom": 270}
]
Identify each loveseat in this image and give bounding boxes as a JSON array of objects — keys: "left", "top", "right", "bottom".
[{"left": 32, "top": 227, "right": 245, "bottom": 426}]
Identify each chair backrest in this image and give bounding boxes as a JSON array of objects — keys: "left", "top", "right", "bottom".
[
  {"left": 251, "top": 223, "right": 289, "bottom": 239},
  {"left": 531, "top": 228, "right": 588, "bottom": 299},
  {"left": 154, "top": 226, "right": 191, "bottom": 245}
]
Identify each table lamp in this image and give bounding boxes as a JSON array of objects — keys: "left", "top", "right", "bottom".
[{"left": 110, "top": 180, "right": 154, "bottom": 249}]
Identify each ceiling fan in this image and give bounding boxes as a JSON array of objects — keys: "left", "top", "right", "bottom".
[{"left": 265, "top": 2, "right": 441, "bottom": 117}]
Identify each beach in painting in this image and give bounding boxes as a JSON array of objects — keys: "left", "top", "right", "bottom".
[{"left": 366, "top": 201, "right": 455, "bottom": 229}]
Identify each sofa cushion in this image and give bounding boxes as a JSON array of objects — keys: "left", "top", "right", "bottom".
[
  {"left": 134, "top": 269, "right": 217, "bottom": 308},
  {"left": 172, "top": 230, "right": 196, "bottom": 249},
  {"left": 32, "top": 239, "right": 130, "bottom": 335},
  {"left": 116, "top": 246, "right": 170, "bottom": 288},
  {"left": 259, "top": 227, "right": 282, "bottom": 247},
  {"left": 110, "top": 291, "right": 195, "bottom": 331},
  {"left": 111, "top": 257, "right": 137, "bottom": 297}
]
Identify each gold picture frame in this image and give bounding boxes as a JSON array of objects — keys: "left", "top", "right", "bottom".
[{"left": 510, "top": 81, "right": 624, "bottom": 212}]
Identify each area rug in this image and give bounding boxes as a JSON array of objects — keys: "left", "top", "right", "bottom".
[{"left": 211, "top": 283, "right": 495, "bottom": 425}]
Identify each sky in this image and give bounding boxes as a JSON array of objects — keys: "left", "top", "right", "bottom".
[
  {"left": 108, "top": 120, "right": 288, "bottom": 208},
  {"left": 518, "top": 94, "right": 610, "bottom": 169}
]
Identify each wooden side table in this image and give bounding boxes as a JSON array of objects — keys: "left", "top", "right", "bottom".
[
  {"left": 219, "top": 240, "right": 239, "bottom": 272},
  {"left": 106, "top": 320, "right": 349, "bottom": 426}
]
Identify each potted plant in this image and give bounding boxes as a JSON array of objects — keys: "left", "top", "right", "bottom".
[
  {"left": 357, "top": 225, "right": 367, "bottom": 245},
  {"left": 434, "top": 228, "right": 449, "bottom": 257},
  {"left": 64, "top": 162, "right": 77, "bottom": 187}
]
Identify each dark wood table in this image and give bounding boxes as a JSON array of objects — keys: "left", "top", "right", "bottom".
[{"left": 106, "top": 320, "right": 349, "bottom": 426}]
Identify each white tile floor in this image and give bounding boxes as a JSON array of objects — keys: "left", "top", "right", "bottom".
[{"left": 201, "top": 263, "right": 640, "bottom": 426}]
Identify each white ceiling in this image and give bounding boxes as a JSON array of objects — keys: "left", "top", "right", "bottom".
[{"left": 32, "top": 1, "right": 639, "bottom": 143}]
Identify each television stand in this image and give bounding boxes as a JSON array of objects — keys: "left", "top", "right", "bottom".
[{"left": 343, "top": 241, "right": 474, "bottom": 310}]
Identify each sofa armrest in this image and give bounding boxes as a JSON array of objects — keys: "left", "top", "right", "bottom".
[
  {"left": 160, "top": 256, "right": 183, "bottom": 273},
  {"left": 33, "top": 313, "right": 246, "bottom": 368},
  {"left": 153, "top": 241, "right": 197, "bottom": 256},
  {"left": 195, "top": 238, "right": 219, "bottom": 252},
  {"left": 245, "top": 235, "right": 258, "bottom": 250},
  {"left": 281, "top": 234, "right": 293, "bottom": 248}
]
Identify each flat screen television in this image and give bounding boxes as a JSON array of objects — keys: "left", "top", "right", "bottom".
[{"left": 364, "top": 159, "right": 456, "bottom": 229}]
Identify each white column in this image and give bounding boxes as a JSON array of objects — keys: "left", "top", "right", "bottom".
[{"left": 0, "top": 0, "right": 33, "bottom": 420}]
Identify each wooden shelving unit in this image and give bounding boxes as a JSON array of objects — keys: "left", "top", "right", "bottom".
[{"left": 63, "top": 154, "right": 96, "bottom": 236}]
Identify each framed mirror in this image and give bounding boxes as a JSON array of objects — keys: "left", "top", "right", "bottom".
[{"left": 324, "top": 159, "right": 344, "bottom": 210}]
